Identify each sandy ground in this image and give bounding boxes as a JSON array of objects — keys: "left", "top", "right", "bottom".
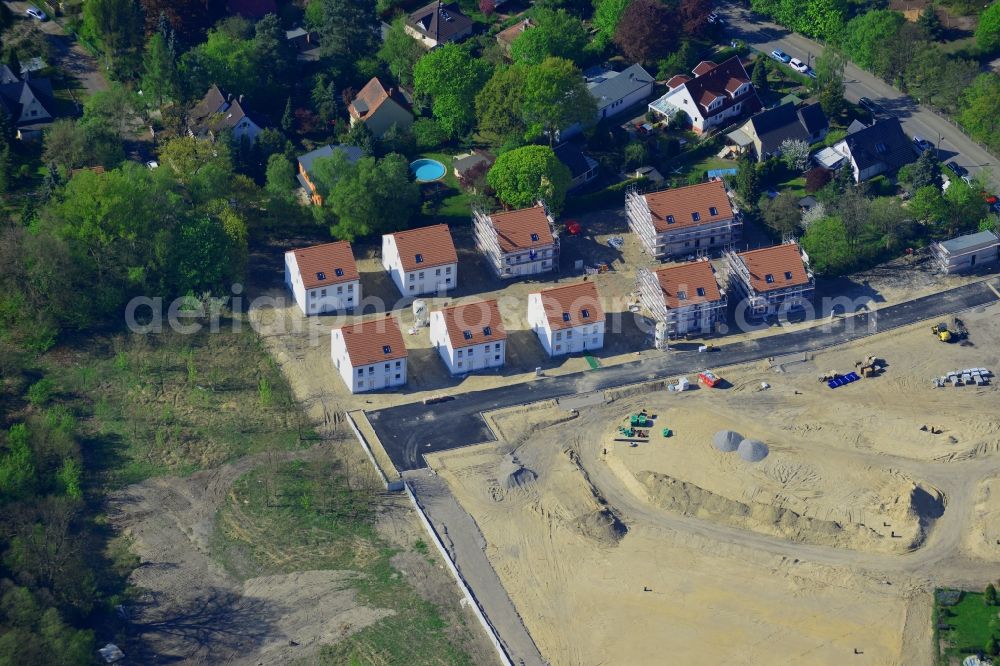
[{"left": 424, "top": 305, "right": 1000, "bottom": 666}]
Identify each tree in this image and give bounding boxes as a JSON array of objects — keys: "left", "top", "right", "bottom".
[
  {"left": 593, "top": 0, "right": 631, "bottom": 48},
  {"left": 918, "top": 4, "right": 943, "bottom": 41},
  {"left": 311, "top": 0, "right": 379, "bottom": 65},
  {"left": 813, "top": 47, "right": 846, "bottom": 117},
  {"left": 959, "top": 73, "right": 1000, "bottom": 154},
  {"left": 614, "top": 0, "right": 677, "bottom": 65},
  {"left": 906, "top": 151, "right": 942, "bottom": 190},
  {"left": 623, "top": 141, "right": 650, "bottom": 170},
  {"left": 908, "top": 185, "right": 948, "bottom": 224},
  {"left": 752, "top": 57, "right": 770, "bottom": 96},
  {"left": 905, "top": 47, "right": 978, "bottom": 113},
  {"left": 344, "top": 120, "right": 376, "bottom": 156},
  {"left": 510, "top": 9, "right": 588, "bottom": 65},
  {"left": 476, "top": 65, "right": 527, "bottom": 147},
  {"left": 986, "top": 583, "right": 998, "bottom": 606},
  {"left": 801, "top": 215, "right": 852, "bottom": 274},
  {"left": 413, "top": 44, "right": 491, "bottom": 138},
  {"left": 976, "top": 2, "right": 1000, "bottom": 53},
  {"left": 805, "top": 167, "right": 831, "bottom": 193},
  {"left": 81, "top": 0, "right": 143, "bottom": 72},
  {"left": 521, "top": 57, "right": 598, "bottom": 145},
  {"left": 141, "top": 32, "right": 178, "bottom": 107},
  {"left": 678, "top": 0, "right": 713, "bottom": 37},
  {"left": 760, "top": 191, "right": 801, "bottom": 238},
  {"left": 0, "top": 142, "right": 12, "bottom": 195},
  {"left": 281, "top": 97, "right": 294, "bottom": 132},
  {"left": 265, "top": 153, "right": 296, "bottom": 198},
  {"left": 487, "top": 145, "right": 572, "bottom": 213},
  {"left": 987, "top": 636, "right": 1000, "bottom": 657},
  {"left": 657, "top": 40, "right": 698, "bottom": 80},
  {"left": 733, "top": 156, "right": 760, "bottom": 207},
  {"left": 800, "top": 0, "right": 846, "bottom": 41},
  {"left": 842, "top": 10, "right": 904, "bottom": 72},
  {"left": 140, "top": 0, "right": 217, "bottom": 42},
  {"left": 780, "top": 139, "right": 810, "bottom": 172},
  {"left": 378, "top": 17, "right": 424, "bottom": 87},
  {"left": 311, "top": 75, "right": 339, "bottom": 126},
  {"left": 0, "top": 424, "right": 36, "bottom": 502}
]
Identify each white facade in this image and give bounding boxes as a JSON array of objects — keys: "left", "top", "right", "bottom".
[
  {"left": 381, "top": 235, "right": 457, "bottom": 296},
  {"left": 284, "top": 252, "right": 360, "bottom": 315},
  {"left": 527, "top": 293, "right": 605, "bottom": 357},
  {"left": 472, "top": 207, "right": 560, "bottom": 279},
  {"left": 649, "top": 83, "right": 750, "bottom": 133},
  {"left": 330, "top": 330, "right": 407, "bottom": 394},
  {"left": 429, "top": 313, "right": 506, "bottom": 374}
]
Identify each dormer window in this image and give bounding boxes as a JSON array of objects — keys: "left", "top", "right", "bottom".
[
  {"left": 696, "top": 287, "right": 706, "bottom": 296},
  {"left": 562, "top": 312, "right": 570, "bottom": 322},
  {"left": 784, "top": 271, "right": 793, "bottom": 280},
  {"left": 666, "top": 215, "right": 675, "bottom": 224},
  {"left": 317, "top": 271, "right": 326, "bottom": 281},
  {"left": 415, "top": 253, "right": 423, "bottom": 264},
  {"left": 709, "top": 207, "right": 718, "bottom": 216},
  {"left": 530, "top": 233, "right": 540, "bottom": 242},
  {"left": 581, "top": 309, "right": 590, "bottom": 319},
  {"left": 383, "top": 345, "right": 392, "bottom": 354},
  {"left": 463, "top": 330, "right": 472, "bottom": 340},
  {"left": 483, "top": 326, "right": 492, "bottom": 336},
  {"left": 765, "top": 274, "right": 774, "bottom": 284},
  {"left": 692, "top": 212, "right": 701, "bottom": 222},
  {"left": 335, "top": 268, "right": 344, "bottom": 277},
  {"left": 677, "top": 290, "right": 687, "bottom": 300}
]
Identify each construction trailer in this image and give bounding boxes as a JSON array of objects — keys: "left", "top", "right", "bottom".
[
  {"left": 636, "top": 261, "right": 728, "bottom": 338},
  {"left": 724, "top": 242, "right": 814, "bottom": 320},
  {"left": 625, "top": 182, "right": 742, "bottom": 260},
  {"left": 930, "top": 230, "right": 1000, "bottom": 274}
]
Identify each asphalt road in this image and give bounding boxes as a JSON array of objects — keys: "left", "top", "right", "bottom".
[
  {"left": 369, "top": 278, "right": 1000, "bottom": 473},
  {"left": 717, "top": 4, "right": 1000, "bottom": 191}
]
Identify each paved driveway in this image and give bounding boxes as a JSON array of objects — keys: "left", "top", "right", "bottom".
[{"left": 717, "top": 4, "right": 1000, "bottom": 191}]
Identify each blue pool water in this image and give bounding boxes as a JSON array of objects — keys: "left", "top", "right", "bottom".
[{"left": 411, "top": 158, "right": 446, "bottom": 183}]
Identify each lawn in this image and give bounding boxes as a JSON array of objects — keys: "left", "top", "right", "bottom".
[
  {"left": 936, "top": 589, "right": 1000, "bottom": 662},
  {"left": 213, "top": 458, "right": 479, "bottom": 666},
  {"left": 416, "top": 151, "right": 474, "bottom": 226}
]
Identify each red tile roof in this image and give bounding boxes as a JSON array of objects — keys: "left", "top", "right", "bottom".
[
  {"left": 534, "top": 280, "right": 604, "bottom": 331},
  {"left": 736, "top": 243, "right": 810, "bottom": 293},
  {"left": 654, "top": 261, "right": 723, "bottom": 309},
  {"left": 290, "top": 241, "right": 359, "bottom": 289},
  {"left": 349, "top": 77, "right": 409, "bottom": 121},
  {"left": 335, "top": 316, "right": 407, "bottom": 367},
  {"left": 666, "top": 74, "right": 691, "bottom": 90},
  {"left": 435, "top": 299, "right": 507, "bottom": 349},
  {"left": 679, "top": 56, "right": 760, "bottom": 120},
  {"left": 642, "top": 180, "right": 734, "bottom": 233},
  {"left": 387, "top": 224, "right": 457, "bottom": 272},
  {"left": 693, "top": 60, "right": 716, "bottom": 76},
  {"left": 489, "top": 205, "right": 555, "bottom": 253}
]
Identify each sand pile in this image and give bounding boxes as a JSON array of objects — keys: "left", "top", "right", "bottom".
[
  {"left": 713, "top": 430, "right": 743, "bottom": 452},
  {"left": 574, "top": 508, "right": 628, "bottom": 545}
]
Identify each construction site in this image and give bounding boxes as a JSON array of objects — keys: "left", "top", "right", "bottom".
[{"left": 418, "top": 301, "right": 1000, "bottom": 665}]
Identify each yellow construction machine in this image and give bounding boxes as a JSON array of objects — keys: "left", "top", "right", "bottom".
[{"left": 931, "top": 323, "right": 952, "bottom": 342}]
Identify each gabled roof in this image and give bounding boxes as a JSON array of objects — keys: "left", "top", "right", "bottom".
[
  {"left": 587, "top": 64, "right": 654, "bottom": 107},
  {"left": 693, "top": 61, "right": 716, "bottom": 76},
  {"left": 487, "top": 205, "right": 555, "bottom": 253},
  {"left": 654, "top": 261, "right": 723, "bottom": 310},
  {"left": 666, "top": 74, "right": 691, "bottom": 90},
  {"left": 334, "top": 317, "right": 407, "bottom": 367},
  {"left": 349, "top": 77, "right": 411, "bottom": 121},
  {"left": 840, "top": 117, "right": 915, "bottom": 175},
  {"left": 0, "top": 77, "right": 55, "bottom": 126},
  {"left": 407, "top": 1, "right": 473, "bottom": 43},
  {"left": 298, "top": 144, "right": 363, "bottom": 175},
  {"left": 533, "top": 281, "right": 604, "bottom": 331},
  {"left": 435, "top": 299, "right": 507, "bottom": 349},
  {"left": 0, "top": 65, "right": 19, "bottom": 85},
  {"left": 553, "top": 142, "right": 598, "bottom": 180},
  {"left": 797, "top": 102, "right": 827, "bottom": 136},
  {"left": 386, "top": 224, "right": 458, "bottom": 271},
  {"left": 188, "top": 85, "right": 265, "bottom": 135},
  {"left": 642, "top": 180, "right": 734, "bottom": 233},
  {"left": 288, "top": 241, "right": 359, "bottom": 289},
  {"left": 496, "top": 18, "right": 532, "bottom": 48},
  {"left": 679, "top": 56, "right": 761, "bottom": 120},
  {"left": 736, "top": 244, "right": 810, "bottom": 294},
  {"left": 748, "top": 102, "right": 809, "bottom": 155}
]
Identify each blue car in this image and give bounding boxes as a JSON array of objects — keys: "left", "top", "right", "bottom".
[{"left": 770, "top": 49, "right": 791, "bottom": 63}]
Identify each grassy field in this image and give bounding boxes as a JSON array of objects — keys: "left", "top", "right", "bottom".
[
  {"left": 213, "top": 459, "right": 480, "bottom": 666},
  {"left": 50, "top": 322, "right": 317, "bottom": 487},
  {"left": 936, "top": 589, "right": 1000, "bottom": 662}
]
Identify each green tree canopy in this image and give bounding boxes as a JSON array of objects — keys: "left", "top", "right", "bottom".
[
  {"left": 378, "top": 17, "right": 425, "bottom": 87},
  {"left": 801, "top": 215, "right": 852, "bottom": 274},
  {"left": 812, "top": 47, "right": 846, "bottom": 117},
  {"left": 976, "top": 2, "right": 1000, "bottom": 53},
  {"left": 414, "top": 44, "right": 491, "bottom": 138},
  {"left": 842, "top": 10, "right": 904, "bottom": 72},
  {"left": 486, "top": 145, "right": 572, "bottom": 213},
  {"left": 593, "top": 0, "right": 631, "bottom": 47},
  {"left": 309, "top": 0, "right": 379, "bottom": 65},
  {"left": 476, "top": 64, "right": 528, "bottom": 147},
  {"left": 510, "top": 9, "right": 589, "bottom": 65},
  {"left": 521, "top": 57, "right": 598, "bottom": 144},
  {"left": 958, "top": 73, "right": 1000, "bottom": 153}
]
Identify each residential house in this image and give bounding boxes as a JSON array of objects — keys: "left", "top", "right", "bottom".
[
  {"left": 527, "top": 280, "right": 605, "bottom": 357},
  {"left": 284, "top": 241, "right": 361, "bottom": 315},
  {"left": 285, "top": 27, "right": 320, "bottom": 60},
  {"left": 429, "top": 299, "right": 507, "bottom": 374},
  {"left": 648, "top": 56, "right": 762, "bottom": 133},
  {"left": 405, "top": 1, "right": 474, "bottom": 48},
  {"left": 637, "top": 260, "right": 727, "bottom": 338},
  {"left": 830, "top": 118, "right": 915, "bottom": 183},
  {"left": 728, "top": 101, "right": 828, "bottom": 161},
  {"left": 562, "top": 63, "right": 654, "bottom": 137},
  {"left": 187, "top": 85, "right": 265, "bottom": 144},
  {"left": 496, "top": 18, "right": 533, "bottom": 55},
  {"left": 382, "top": 224, "right": 458, "bottom": 296},
  {"left": 554, "top": 142, "right": 599, "bottom": 190},
  {"left": 473, "top": 204, "right": 559, "bottom": 279},
  {"left": 0, "top": 65, "right": 19, "bottom": 85},
  {"left": 331, "top": 316, "right": 407, "bottom": 393},
  {"left": 931, "top": 230, "right": 1000, "bottom": 274},
  {"left": 296, "top": 144, "right": 363, "bottom": 205},
  {"left": 348, "top": 77, "right": 413, "bottom": 138},
  {"left": 625, "top": 180, "right": 741, "bottom": 259},
  {"left": 725, "top": 242, "right": 814, "bottom": 319},
  {"left": 0, "top": 72, "right": 56, "bottom": 140}
]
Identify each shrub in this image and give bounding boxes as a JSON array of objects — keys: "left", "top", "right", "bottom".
[
  {"left": 412, "top": 118, "right": 449, "bottom": 151},
  {"left": 27, "top": 379, "right": 54, "bottom": 406}
]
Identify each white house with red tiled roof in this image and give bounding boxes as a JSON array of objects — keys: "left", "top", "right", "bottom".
[
  {"left": 648, "top": 56, "right": 761, "bottom": 133},
  {"left": 724, "top": 242, "right": 814, "bottom": 319},
  {"left": 429, "top": 299, "right": 507, "bottom": 374},
  {"left": 331, "top": 316, "right": 407, "bottom": 393},
  {"left": 625, "top": 180, "right": 740, "bottom": 259},
  {"left": 348, "top": 77, "right": 413, "bottom": 138},
  {"left": 527, "top": 280, "right": 605, "bottom": 357},
  {"left": 382, "top": 224, "right": 458, "bottom": 296},
  {"left": 473, "top": 204, "right": 559, "bottom": 279},
  {"left": 284, "top": 241, "right": 361, "bottom": 315},
  {"left": 637, "top": 260, "right": 726, "bottom": 337}
]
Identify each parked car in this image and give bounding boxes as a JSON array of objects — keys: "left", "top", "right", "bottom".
[
  {"left": 945, "top": 161, "right": 968, "bottom": 178},
  {"left": 912, "top": 136, "right": 932, "bottom": 152},
  {"left": 770, "top": 49, "right": 791, "bottom": 63},
  {"left": 858, "top": 97, "right": 884, "bottom": 115},
  {"left": 789, "top": 58, "right": 808, "bottom": 73},
  {"left": 25, "top": 6, "right": 47, "bottom": 20},
  {"left": 708, "top": 12, "right": 725, "bottom": 23},
  {"left": 980, "top": 191, "right": 998, "bottom": 206}
]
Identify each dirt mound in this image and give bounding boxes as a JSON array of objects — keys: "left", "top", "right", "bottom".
[
  {"left": 505, "top": 465, "right": 539, "bottom": 491},
  {"left": 574, "top": 508, "right": 629, "bottom": 545},
  {"left": 636, "top": 471, "right": 913, "bottom": 553},
  {"left": 713, "top": 430, "right": 743, "bottom": 452}
]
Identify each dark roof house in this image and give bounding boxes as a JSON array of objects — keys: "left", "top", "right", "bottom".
[
  {"left": 730, "top": 102, "right": 828, "bottom": 161},
  {"left": 553, "top": 142, "right": 598, "bottom": 190},
  {"left": 187, "top": 85, "right": 267, "bottom": 143},
  {"left": 837, "top": 117, "right": 915, "bottom": 183},
  {"left": 0, "top": 73, "right": 56, "bottom": 138},
  {"left": 406, "top": 1, "right": 474, "bottom": 47}
]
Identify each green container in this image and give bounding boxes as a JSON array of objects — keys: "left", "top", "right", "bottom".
[{"left": 662, "top": 428, "right": 672, "bottom": 437}]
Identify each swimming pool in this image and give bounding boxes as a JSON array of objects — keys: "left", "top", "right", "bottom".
[{"left": 410, "top": 158, "right": 446, "bottom": 183}]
